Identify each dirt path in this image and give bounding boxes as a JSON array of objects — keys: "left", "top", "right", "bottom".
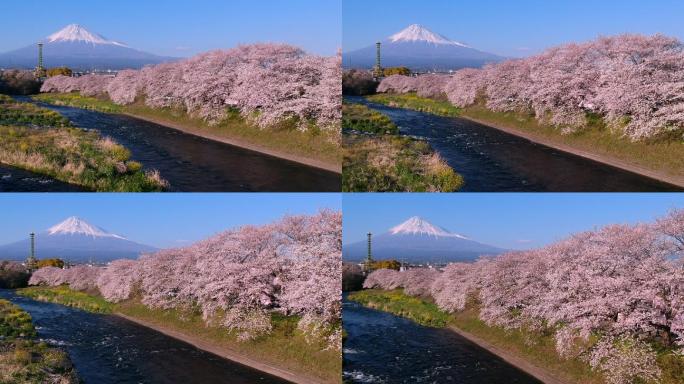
[
  {"left": 459, "top": 115, "right": 684, "bottom": 189},
  {"left": 121, "top": 112, "right": 342, "bottom": 174},
  {"left": 115, "top": 313, "right": 328, "bottom": 384},
  {"left": 447, "top": 325, "right": 571, "bottom": 384}
]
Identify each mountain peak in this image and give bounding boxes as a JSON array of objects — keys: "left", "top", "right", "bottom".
[
  {"left": 47, "top": 216, "right": 126, "bottom": 239},
  {"left": 389, "top": 216, "right": 469, "bottom": 239},
  {"left": 389, "top": 24, "right": 469, "bottom": 47},
  {"left": 46, "top": 24, "right": 128, "bottom": 47}
]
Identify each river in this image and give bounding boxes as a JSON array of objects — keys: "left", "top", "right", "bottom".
[
  {"left": 349, "top": 97, "right": 681, "bottom": 192},
  {"left": 0, "top": 290, "right": 291, "bottom": 384},
  {"left": 11, "top": 97, "right": 340, "bottom": 192},
  {"left": 343, "top": 297, "right": 541, "bottom": 384},
  {"left": 0, "top": 164, "right": 84, "bottom": 192}
]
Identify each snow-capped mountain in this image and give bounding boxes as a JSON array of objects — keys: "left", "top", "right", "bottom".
[
  {"left": 344, "top": 24, "right": 505, "bottom": 71},
  {"left": 343, "top": 216, "right": 505, "bottom": 263},
  {"left": 389, "top": 24, "right": 469, "bottom": 47},
  {"left": 46, "top": 24, "right": 128, "bottom": 47},
  {"left": 47, "top": 216, "right": 126, "bottom": 239},
  {"left": 0, "top": 24, "right": 176, "bottom": 70},
  {"left": 0, "top": 217, "right": 158, "bottom": 263}
]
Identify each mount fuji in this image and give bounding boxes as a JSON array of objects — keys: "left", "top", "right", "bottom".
[
  {"left": 344, "top": 24, "right": 505, "bottom": 71},
  {"left": 0, "top": 217, "right": 158, "bottom": 263},
  {"left": 343, "top": 216, "right": 506, "bottom": 263},
  {"left": 0, "top": 24, "right": 176, "bottom": 70}
]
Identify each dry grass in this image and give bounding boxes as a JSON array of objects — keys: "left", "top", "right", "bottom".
[{"left": 343, "top": 134, "right": 463, "bottom": 192}]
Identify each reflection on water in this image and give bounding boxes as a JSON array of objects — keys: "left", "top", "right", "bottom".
[
  {"left": 0, "top": 290, "right": 291, "bottom": 384},
  {"left": 349, "top": 97, "right": 681, "bottom": 192},
  {"left": 17, "top": 97, "right": 340, "bottom": 192},
  {"left": 343, "top": 297, "right": 541, "bottom": 384}
]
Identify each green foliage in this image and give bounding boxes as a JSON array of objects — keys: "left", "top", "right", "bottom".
[
  {"left": 46, "top": 67, "right": 73, "bottom": 77},
  {"left": 367, "top": 92, "right": 461, "bottom": 117},
  {"left": 36, "top": 259, "right": 65, "bottom": 269},
  {"left": 343, "top": 134, "right": 464, "bottom": 192},
  {"left": 0, "top": 96, "right": 71, "bottom": 127},
  {"left": 370, "top": 260, "right": 401, "bottom": 271},
  {"left": 0, "top": 299, "right": 79, "bottom": 383},
  {"left": 0, "top": 123, "right": 167, "bottom": 192},
  {"left": 0, "top": 299, "right": 36, "bottom": 339},
  {"left": 32, "top": 93, "right": 123, "bottom": 113},
  {"left": 348, "top": 289, "right": 451, "bottom": 327},
  {"left": 342, "top": 103, "right": 398, "bottom": 134},
  {"left": 18, "top": 286, "right": 114, "bottom": 314},
  {"left": 383, "top": 67, "right": 411, "bottom": 76}
]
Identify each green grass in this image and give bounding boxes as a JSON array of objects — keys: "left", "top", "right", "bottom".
[
  {"left": 342, "top": 102, "right": 398, "bottom": 134},
  {"left": 33, "top": 92, "right": 123, "bottom": 113},
  {"left": 0, "top": 125, "right": 167, "bottom": 191},
  {"left": 0, "top": 95, "right": 167, "bottom": 191},
  {"left": 0, "top": 299, "right": 36, "bottom": 339},
  {"left": 343, "top": 133, "right": 464, "bottom": 192},
  {"left": 0, "top": 298, "right": 79, "bottom": 384},
  {"left": 348, "top": 289, "right": 451, "bottom": 327},
  {"left": 367, "top": 92, "right": 461, "bottom": 117},
  {"left": 351, "top": 289, "right": 684, "bottom": 384},
  {"left": 0, "top": 94, "right": 71, "bottom": 127},
  {"left": 18, "top": 286, "right": 341, "bottom": 383},
  {"left": 18, "top": 286, "right": 114, "bottom": 313},
  {"left": 343, "top": 99, "right": 464, "bottom": 191},
  {"left": 34, "top": 92, "right": 342, "bottom": 169}
]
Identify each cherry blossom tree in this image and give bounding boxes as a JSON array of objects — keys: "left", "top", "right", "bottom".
[
  {"left": 362, "top": 209, "right": 684, "bottom": 383},
  {"left": 96, "top": 259, "right": 140, "bottom": 303},
  {"left": 376, "top": 34, "right": 684, "bottom": 140}
]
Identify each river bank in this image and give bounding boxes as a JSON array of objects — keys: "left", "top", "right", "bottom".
[
  {"left": 365, "top": 93, "right": 684, "bottom": 189},
  {"left": 0, "top": 94, "right": 167, "bottom": 191},
  {"left": 343, "top": 294, "right": 542, "bottom": 384},
  {"left": 346, "top": 289, "right": 603, "bottom": 384},
  {"left": 33, "top": 93, "right": 342, "bottom": 174},
  {"left": 0, "top": 297, "right": 79, "bottom": 383},
  {"left": 342, "top": 102, "right": 463, "bottom": 192},
  {"left": 18, "top": 286, "right": 340, "bottom": 384}
]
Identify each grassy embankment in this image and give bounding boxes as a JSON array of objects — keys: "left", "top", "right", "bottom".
[
  {"left": 367, "top": 93, "right": 684, "bottom": 186},
  {"left": 348, "top": 289, "right": 684, "bottom": 384},
  {"left": 18, "top": 286, "right": 340, "bottom": 383},
  {"left": 342, "top": 102, "right": 463, "bottom": 192},
  {"left": 0, "top": 298, "right": 79, "bottom": 384},
  {"left": 33, "top": 93, "right": 342, "bottom": 171},
  {"left": 0, "top": 94, "right": 167, "bottom": 191},
  {"left": 366, "top": 93, "right": 461, "bottom": 117}
]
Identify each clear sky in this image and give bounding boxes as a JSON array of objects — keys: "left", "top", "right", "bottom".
[
  {"left": 0, "top": 0, "right": 340, "bottom": 56},
  {"left": 0, "top": 193, "right": 340, "bottom": 248},
  {"left": 343, "top": 193, "right": 684, "bottom": 249},
  {"left": 343, "top": 0, "right": 684, "bottom": 57}
]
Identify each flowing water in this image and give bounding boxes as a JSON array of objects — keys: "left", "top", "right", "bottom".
[
  {"left": 349, "top": 97, "right": 681, "bottom": 192},
  {"left": 0, "top": 164, "right": 84, "bottom": 192},
  {"left": 0, "top": 290, "right": 291, "bottom": 384},
  {"left": 12, "top": 97, "right": 340, "bottom": 192},
  {"left": 343, "top": 297, "right": 541, "bottom": 384}
]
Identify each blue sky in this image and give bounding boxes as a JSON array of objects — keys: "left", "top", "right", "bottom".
[
  {"left": 343, "top": 194, "right": 684, "bottom": 249},
  {"left": 0, "top": 0, "right": 340, "bottom": 56},
  {"left": 343, "top": 0, "right": 684, "bottom": 57},
  {"left": 0, "top": 193, "right": 340, "bottom": 248}
]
